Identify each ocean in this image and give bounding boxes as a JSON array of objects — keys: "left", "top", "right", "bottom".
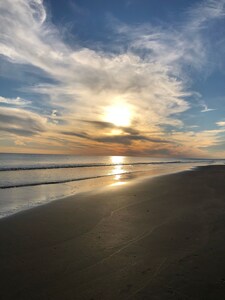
[{"left": 0, "top": 153, "right": 221, "bottom": 218}]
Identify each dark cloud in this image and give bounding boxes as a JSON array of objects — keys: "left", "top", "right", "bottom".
[
  {"left": 81, "top": 120, "right": 146, "bottom": 135},
  {"left": 60, "top": 131, "right": 89, "bottom": 139},
  {"left": 0, "top": 107, "right": 46, "bottom": 136},
  {"left": 80, "top": 120, "right": 116, "bottom": 129},
  {"left": 95, "top": 134, "right": 170, "bottom": 145},
  {"left": 0, "top": 128, "right": 38, "bottom": 136},
  {"left": 61, "top": 127, "right": 171, "bottom": 146}
]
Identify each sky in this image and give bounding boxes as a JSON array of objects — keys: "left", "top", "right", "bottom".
[{"left": 0, "top": 0, "right": 225, "bottom": 158}]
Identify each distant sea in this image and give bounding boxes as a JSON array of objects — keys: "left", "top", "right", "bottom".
[{"left": 0, "top": 153, "right": 223, "bottom": 218}]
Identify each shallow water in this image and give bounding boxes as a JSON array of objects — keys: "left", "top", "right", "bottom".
[{"left": 0, "top": 153, "right": 222, "bottom": 218}]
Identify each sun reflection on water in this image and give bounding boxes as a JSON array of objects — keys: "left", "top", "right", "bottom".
[
  {"left": 110, "top": 156, "right": 126, "bottom": 186},
  {"left": 111, "top": 156, "right": 124, "bottom": 165}
]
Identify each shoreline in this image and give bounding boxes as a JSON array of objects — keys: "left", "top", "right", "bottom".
[
  {"left": 1, "top": 165, "right": 225, "bottom": 299},
  {"left": 0, "top": 163, "right": 198, "bottom": 220}
]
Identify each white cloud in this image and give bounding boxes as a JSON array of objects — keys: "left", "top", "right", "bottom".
[
  {"left": 216, "top": 121, "right": 225, "bottom": 126},
  {"left": 187, "top": 0, "right": 225, "bottom": 31},
  {"left": 201, "top": 104, "right": 216, "bottom": 112},
  {"left": 0, "top": 96, "right": 30, "bottom": 106}
]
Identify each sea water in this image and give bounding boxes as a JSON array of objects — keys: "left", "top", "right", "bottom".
[{"left": 0, "top": 153, "right": 221, "bottom": 218}]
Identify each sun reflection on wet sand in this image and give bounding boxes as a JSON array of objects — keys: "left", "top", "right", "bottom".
[
  {"left": 114, "top": 174, "right": 121, "bottom": 181},
  {"left": 111, "top": 181, "right": 126, "bottom": 186}
]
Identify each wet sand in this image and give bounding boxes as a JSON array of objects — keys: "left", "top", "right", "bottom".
[{"left": 1, "top": 165, "right": 225, "bottom": 299}]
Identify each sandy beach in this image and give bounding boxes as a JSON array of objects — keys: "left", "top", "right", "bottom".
[{"left": 1, "top": 165, "right": 225, "bottom": 299}]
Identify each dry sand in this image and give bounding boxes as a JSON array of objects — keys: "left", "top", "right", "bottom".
[{"left": 1, "top": 165, "right": 225, "bottom": 299}]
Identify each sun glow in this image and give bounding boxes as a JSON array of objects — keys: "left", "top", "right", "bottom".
[
  {"left": 111, "top": 156, "right": 124, "bottom": 164},
  {"left": 105, "top": 104, "right": 131, "bottom": 127}
]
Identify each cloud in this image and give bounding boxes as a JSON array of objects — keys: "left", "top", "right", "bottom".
[
  {"left": 0, "top": 0, "right": 191, "bottom": 126},
  {"left": 0, "top": 0, "right": 225, "bottom": 156},
  {"left": 94, "top": 134, "right": 170, "bottom": 145},
  {"left": 0, "top": 96, "right": 30, "bottom": 106},
  {"left": 69, "top": 1, "right": 89, "bottom": 16},
  {"left": 216, "top": 121, "right": 225, "bottom": 127},
  {"left": 187, "top": 0, "right": 225, "bottom": 31},
  {"left": 169, "top": 127, "right": 225, "bottom": 157},
  {"left": 80, "top": 120, "right": 117, "bottom": 129},
  {"left": 0, "top": 106, "right": 47, "bottom": 136},
  {"left": 194, "top": 94, "right": 216, "bottom": 113},
  {"left": 61, "top": 130, "right": 89, "bottom": 140},
  {"left": 201, "top": 104, "right": 216, "bottom": 112},
  {"left": 61, "top": 125, "right": 171, "bottom": 146}
]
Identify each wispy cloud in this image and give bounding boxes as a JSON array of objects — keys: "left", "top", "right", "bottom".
[
  {"left": 0, "top": 96, "right": 30, "bottom": 106},
  {"left": 187, "top": 0, "right": 225, "bottom": 31},
  {"left": 69, "top": 1, "right": 89, "bottom": 16},
  {"left": 216, "top": 121, "right": 225, "bottom": 127},
  {"left": 201, "top": 104, "right": 216, "bottom": 112}
]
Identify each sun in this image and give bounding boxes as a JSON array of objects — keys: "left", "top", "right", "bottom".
[{"left": 105, "top": 104, "right": 131, "bottom": 127}]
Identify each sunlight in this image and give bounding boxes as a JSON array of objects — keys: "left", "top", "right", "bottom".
[
  {"left": 114, "top": 174, "right": 121, "bottom": 181},
  {"left": 111, "top": 181, "right": 126, "bottom": 186},
  {"left": 111, "top": 156, "right": 124, "bottom": 164},
  {"left": 112, "top": 165, "right": 122, "bottom": 175},
  {"left": 110, "top": 156, "right": 126, "bottom": 183},
  {"left": 109, "top": 129, "right": 123, "bottom": 136},
  {"left": 105, "top": 104, "right": 131, "bottom": 127}
]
